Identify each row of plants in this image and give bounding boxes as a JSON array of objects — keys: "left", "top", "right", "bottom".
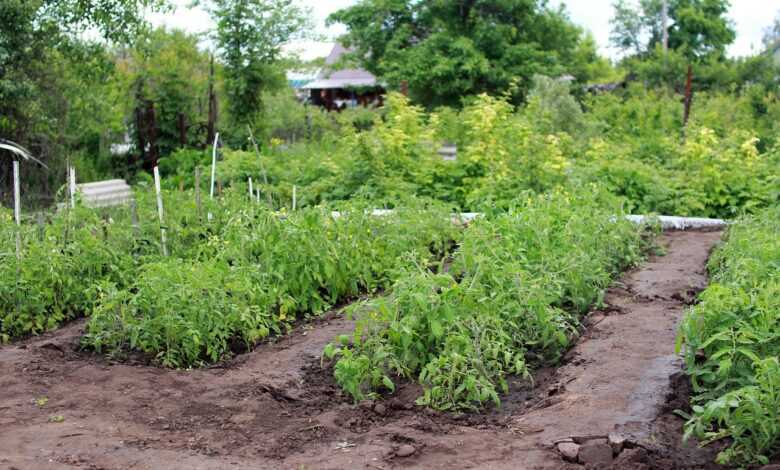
[
  {"left": 0, "top": 207, "right": 134, "bottom": 342},
  {"left": 169, "top": 86, "right": 779, "bottom": 219},
  {"left": 1, "top": 185, "right": 459, "bottom": 366},
  {"left": 323, "top": 187, "right": 652, "bottom": 410},
  {"left": 678, "top": 207, "right": 780, "bottom": 466},
  {"left": 83, "top": 200, "right": 458, "bottom": 367}
]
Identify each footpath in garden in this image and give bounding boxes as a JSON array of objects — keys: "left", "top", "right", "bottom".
[{"left": 0, "top": 230, "right": 724, "bottom": 470}]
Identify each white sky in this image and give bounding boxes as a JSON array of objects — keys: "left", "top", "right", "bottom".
[{"left": 149, "top": 0, "right": 780, "bottom": 60}]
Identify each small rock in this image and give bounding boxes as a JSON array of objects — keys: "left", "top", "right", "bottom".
[
  {"left": 612, "top": 448, "right": 650, "bottom": 470},
  {"left": 387, "top": 398, "right": 403, "bottom": 409},
  {"left": 578, "top": 442, "right": 614, "bottom": 466},
  {"left": 373, "top": 403, "right": 387, "bottom": 416},
  {"left": 395, "top": 444, "right": 416, "bottom": 457},
  {"left": 358, "top": 400, "right": 374, "bottom": 411},
  {"left": 557, "top": 442, "right": 580, "bottom": 462},
  {"left": 608, "top": 432, "right": 626, "bottom": 454}
]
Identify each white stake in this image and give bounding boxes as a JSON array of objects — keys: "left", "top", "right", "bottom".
[
  {"left": 210, "top": 132, "right": 219, "bottom": 200},
  {"left": 248, "top": 177, "right": 253, "bottom": 201},
  {"left": 69, "top": 166, "right": 76, "bottom": 208},
  {"left": 208, "top": 133, "right": 219, "bottom": 221},
  {"left": 292, "top": 185, "right": 297, "bottom": 211},
  {"left": 153, "top": 166, "right": 168, "bottom": 256},
  {"left": 13, "top": 160, "right": 21, "bottom": 259},
  {"left": 256, "top": 187, "right": 260, "bottom": 204}
]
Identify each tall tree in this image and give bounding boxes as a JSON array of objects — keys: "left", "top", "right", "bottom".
[
  {"left": 763, "top": 11, "right": 780, "bottom": 49},
  {"left": 118, "top": 27, "right": 212, "bottom": 161},
  {"left": 329, "top": 0, "right": 589, "bottom": 108},
  {"left": 203, "top": 0, "right": 311, "bottom": 128},
  {"left": 610, "top": 0, "right": 735, "bottom": 60},
  {"left": 0, "top": 0, "right": 167, "bottom": 205}
]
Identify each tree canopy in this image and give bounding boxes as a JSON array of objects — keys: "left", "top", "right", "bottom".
[
  {"left": 0, "top": 0, "right": 167, "bottom": 203},
  {"left": 203, "top": 0, "right": 311, "bottom": 127},
  {"left": 328, "top": 0, "right": 596, "bottom": 108},
  {"left": 610, "top": 0, "right": 736, "bottom": 60}
]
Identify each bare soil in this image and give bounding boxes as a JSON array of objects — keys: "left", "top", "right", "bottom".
[{"left": 0, "top": 230, "right": 726, "bottom": 470}]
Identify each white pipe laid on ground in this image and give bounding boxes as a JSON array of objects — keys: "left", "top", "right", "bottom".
[
  {"left": 624, "top": 215, "right": 727, "bottom": 230},
  {"left": 328, "top": 210, "right": 726, "bottom": 230}
]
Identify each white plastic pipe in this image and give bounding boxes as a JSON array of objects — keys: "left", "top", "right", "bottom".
[
  {"left": 327, "top": 210, "right": 727, "bottom": 230},
  {"left": 209, "top": 132, "right": 219, "bottom": 200},
  {"left": 69, "top": 166, "right": 76, "bottom": 208},
  {"left": 13, "top": 160, "right": 20, "bottom": 226},
  {"left": 153, "top": 166, "right": 168, "bottom": 256},
  {"left": 624, "top": 215, "right": 727, "bottom": 230},
  {"left": 13, "top": 160, "right": 21, "bottom": 259}
]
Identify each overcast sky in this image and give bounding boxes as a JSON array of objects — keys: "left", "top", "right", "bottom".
[{"left": 150, "top": 0, "right": 780, "bottom": 60}]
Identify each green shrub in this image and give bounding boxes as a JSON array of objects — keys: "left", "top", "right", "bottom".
[{"left": 678, "top": 208, "right": 780, "bottom": 465}]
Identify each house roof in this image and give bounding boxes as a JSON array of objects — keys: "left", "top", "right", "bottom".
[{"left": 302, "top": 44, "right": 380, "bottom": 90}]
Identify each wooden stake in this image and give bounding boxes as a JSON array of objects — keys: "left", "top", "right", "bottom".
[
  {"left": 248, "top": 177, "right": 253, "bottom": 201},
  {"left": 246, "top": 125, "right": 273, "bottom": 206},
  {"left": 292, "top": 185, "right": 297, "bottom": 211},
  {"left": 153, "top": 166, "right": 168, "bottom": 256},
  {"left": 36, "top": 212, "right": 45, "bottom": 241},
  {"left": 256, "top": 187, "right": 260, "bottom": 204},
  {"left": 129, "top": 199, "right": 140, "bottom": 239}
]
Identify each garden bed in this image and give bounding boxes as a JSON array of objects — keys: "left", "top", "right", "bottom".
[{"left": 0, "top": 229, "right": 726, "bottom": 469}]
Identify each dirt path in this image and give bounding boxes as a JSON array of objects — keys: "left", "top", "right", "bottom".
[{"left": 0, "top": 231, "right": 723, "bottom": 470}]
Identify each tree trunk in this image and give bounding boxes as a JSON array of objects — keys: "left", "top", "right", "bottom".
[
  {"left": 207, "top": 54, "right": 218, "bottom": 148},
  {"left": 146, "top": 100, "right": 160, "bottom": 170}
]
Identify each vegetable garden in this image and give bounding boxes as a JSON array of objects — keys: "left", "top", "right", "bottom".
[{"left": 2, "top": 86, "right": 779, "bottom": 469}]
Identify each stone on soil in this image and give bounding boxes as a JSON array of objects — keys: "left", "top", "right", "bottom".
[
  {"left": 578, "top": 441, "right": 614, "bottom": 466},
  {"left": 395, "top": 444, "right": 416, "bottom": 457},
  {"left": 557, "top": 441, "right": 580, "bottom": 462},
  {"left": 608, "top": 432, "right": 626, "bottom": 454}
]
